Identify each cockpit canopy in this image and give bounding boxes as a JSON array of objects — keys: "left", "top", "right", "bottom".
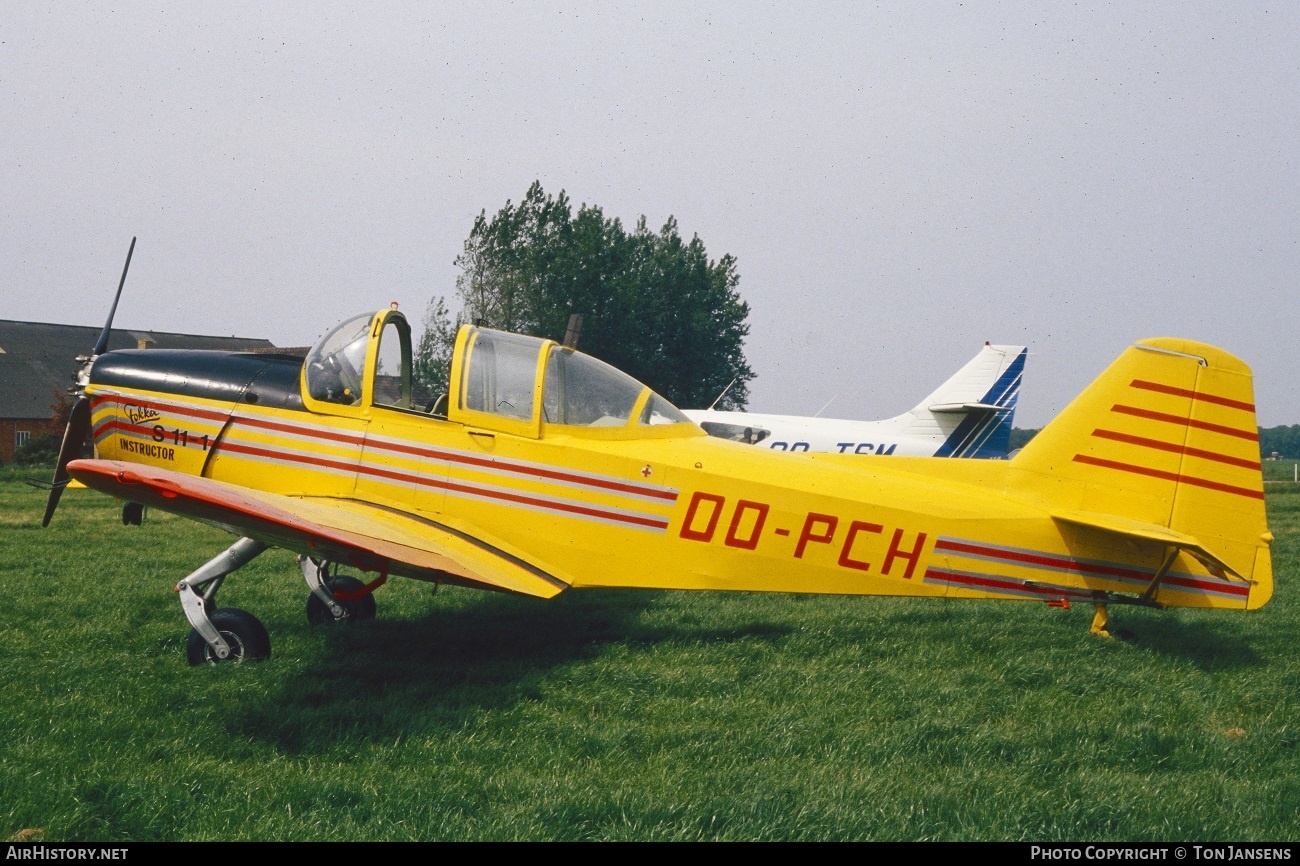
[
  {"left": 304, "top": 311, "right": 697, "bottom": 439},
  {"left": 455, "top": 326, "right": 693, "bottom": 436}
]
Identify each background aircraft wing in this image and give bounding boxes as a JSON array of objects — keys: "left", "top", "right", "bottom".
[{"left": 66, "top": 459, "right": 568, "bottom": 599}]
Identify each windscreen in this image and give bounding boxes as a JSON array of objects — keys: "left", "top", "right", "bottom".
[{"left": 305, "top": 313, "right": 372, "bottom": 405}]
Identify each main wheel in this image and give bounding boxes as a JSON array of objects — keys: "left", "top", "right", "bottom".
[
  {"left": 186, "top": 608, "right": 271, "bottom": 665},
  {"left": 306, "top": 575, "right": 377, "bottom": 625},
  {"left": 122, "top": 502, "right": 144, "bottom": 525}
]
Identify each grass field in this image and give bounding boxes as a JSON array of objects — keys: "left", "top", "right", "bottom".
[{"left": 1, "top": 466, "right": 1297, "bottom": 841}]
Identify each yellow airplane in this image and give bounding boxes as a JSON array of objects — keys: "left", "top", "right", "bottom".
[{"left": 41, "top": 247, "right": 1273, "bottom": 663}]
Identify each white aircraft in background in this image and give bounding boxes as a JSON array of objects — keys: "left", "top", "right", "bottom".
[{"left": 686, "top": 343, "right": 1027, "bottom": 459}]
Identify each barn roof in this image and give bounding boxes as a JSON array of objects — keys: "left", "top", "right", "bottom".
[{"left": 0, "top": 320, "right": 279, "bottom": 419}]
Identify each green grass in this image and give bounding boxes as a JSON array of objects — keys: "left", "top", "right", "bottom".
[
  {"left": 1, "top": 475, "right": 1297, "bottom": 841},
  {"left": 1264, "top": 459, "right": 1300, "bottom": 484}
]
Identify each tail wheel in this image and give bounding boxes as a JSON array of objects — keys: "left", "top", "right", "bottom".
[
  {"left": 186, "top": 608, "right": 271, "bottom": 665},
  {"left": 306, "top": 575, "right": 377, "bottom": 626}
]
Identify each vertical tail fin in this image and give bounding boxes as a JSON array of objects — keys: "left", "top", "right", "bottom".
[
  {"left": 903, "top": 344, "right": 1026, "bottom": 458},
  {"left": 1012, "top": 338, "right": 1271, "bottom": 607}
]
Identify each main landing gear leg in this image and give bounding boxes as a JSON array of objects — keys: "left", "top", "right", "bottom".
[
  {"left": 1090, "top": 603, "right": 1111, "bottom": 639},
  {"left": 300, "top": 556, "right": 348, "bottom": 621},
  {"left": 175, "top": 537, "right": 271, "bottom": 664},
  {"left": 300, "top": 556, "right": 379, "bottom": 625}
]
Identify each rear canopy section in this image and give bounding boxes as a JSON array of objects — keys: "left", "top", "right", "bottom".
[{"left": 447, "top": 325, "right": 700, "bottom": 440}]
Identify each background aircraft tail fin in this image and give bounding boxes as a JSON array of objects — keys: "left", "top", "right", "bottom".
[
  {"left": 902, "top": 344, "right": 1026, "bottom": 458},
  {"left": 1011, "top": 338, "right": 1271, "bottom": 605}
]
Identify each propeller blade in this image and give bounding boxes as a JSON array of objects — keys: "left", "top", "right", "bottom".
[
  {"left": 43, "top": 237, "right": 136, "bottom": 525},
  {"left": 41, "top": 395, "right": 92, "bottom": 527},
  {"left": 94, "top": 236, "right": 136, "bottom": 357}
]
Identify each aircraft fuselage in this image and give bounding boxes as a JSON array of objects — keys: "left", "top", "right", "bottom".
[{"left": 82, "top": 339, "right": 1264, "bottom": 612}]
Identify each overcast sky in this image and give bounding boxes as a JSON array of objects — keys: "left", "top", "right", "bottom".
[{"left": 3, "top": 2, "right": 1296, "bottom": 427}]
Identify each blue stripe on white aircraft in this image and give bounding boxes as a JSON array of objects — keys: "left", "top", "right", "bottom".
[{"left": 684, "top": 343, "right": 1027, "bottom": 459}]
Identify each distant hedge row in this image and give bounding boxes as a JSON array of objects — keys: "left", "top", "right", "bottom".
[{"left": 1258, "top": 424, "right": 1300, "bottom": 459}]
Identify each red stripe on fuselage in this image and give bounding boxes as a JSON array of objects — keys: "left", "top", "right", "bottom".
[
  {"left": 926, "top": 567, "right": 1246, "bottom": 601},
  {"left": 95, "top": 420, "right": 210, "bottom": 444},
  {"left": 934, "top": 540, "right": 1250, "bottom": 599},
  {"left": 227, "top": 414, "right": 366, "bottom": 447},
  {"left": 93, "top": 393, "right": 676, "bottom": 503},
  {"left": 362, "top": 436, "right": 678, "bottom": 501},
  {"left": 936, "top": 538, "right": 1152, "bottom": 581},
  {"left": 227, "top": 414, "right": 677, "bottom": 502},
  {"left": 924, "top": 567, "right": 1096, "bottom": 600},
  {"left": 1160, "top": 573, "right": 1250, "bottom": 597},
  {"left": 214, "top": 440, "right": 669, "bottom": 530},
  {"left": 93, "top": 394, "right": 230, "bottom": 424}
]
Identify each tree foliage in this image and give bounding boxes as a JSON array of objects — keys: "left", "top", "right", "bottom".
[
  {"left": 420, "top": 182, "right": 753, "bottom": 410},
  {"left": 1260, "top": 425, "right": 1300, "bottom": 459},
  {"left": 13, "top": 434, "right": 60, "bottom": 467},
  {"left": 413, "top": 295, "right": 458, "bottom": 406},
  {"left": 1008, "top": 427, "right": 1039, "bottom": 452}
]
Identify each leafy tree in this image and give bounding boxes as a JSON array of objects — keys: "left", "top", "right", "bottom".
[
  {"left": 428, "top": 182, "right": 754, "bottom": 410},
  {"left": 412, "top": 295, "right": 459, "bottom": 404}
]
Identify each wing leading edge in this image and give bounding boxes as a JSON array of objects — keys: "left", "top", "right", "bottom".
[{"left": 66, "top": 459, "right": 568, "bottom": 599}]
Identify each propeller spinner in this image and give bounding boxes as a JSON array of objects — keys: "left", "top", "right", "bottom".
[{"left": 40, "top": 237, "right": 136, "bottom": 526}]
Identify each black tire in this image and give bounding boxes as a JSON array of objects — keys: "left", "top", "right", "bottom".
[
  {"left": 306, "top": 575, "right": 377, "bottom": 626},
  {"left": 186, "top": 608, "right": 272, "bottom": 665}
]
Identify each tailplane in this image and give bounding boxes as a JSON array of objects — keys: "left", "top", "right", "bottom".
[{"left": 1011, "top": 338, "right": 1271, "bottom": 608}]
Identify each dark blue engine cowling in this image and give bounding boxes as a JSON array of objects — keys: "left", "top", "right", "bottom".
[{"left": 90, "top": 350, "right": 307, "bottom": 411}]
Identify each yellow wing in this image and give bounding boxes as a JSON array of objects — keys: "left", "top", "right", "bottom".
[{"left": 66, "top": 459, "right": 568, "bottom": 599}]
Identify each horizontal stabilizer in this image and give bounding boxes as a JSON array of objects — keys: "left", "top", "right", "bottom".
[
  {"left": 928, "top": 402, "right": 1012, "bottom": 414},
  {"left": 1052, "top": 509, "right": 1243, "bottom": 580}
]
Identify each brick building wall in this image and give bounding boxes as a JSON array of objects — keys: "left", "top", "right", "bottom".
[{"left": 0, "top": 418, "right": 57, "bottom": 464}]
